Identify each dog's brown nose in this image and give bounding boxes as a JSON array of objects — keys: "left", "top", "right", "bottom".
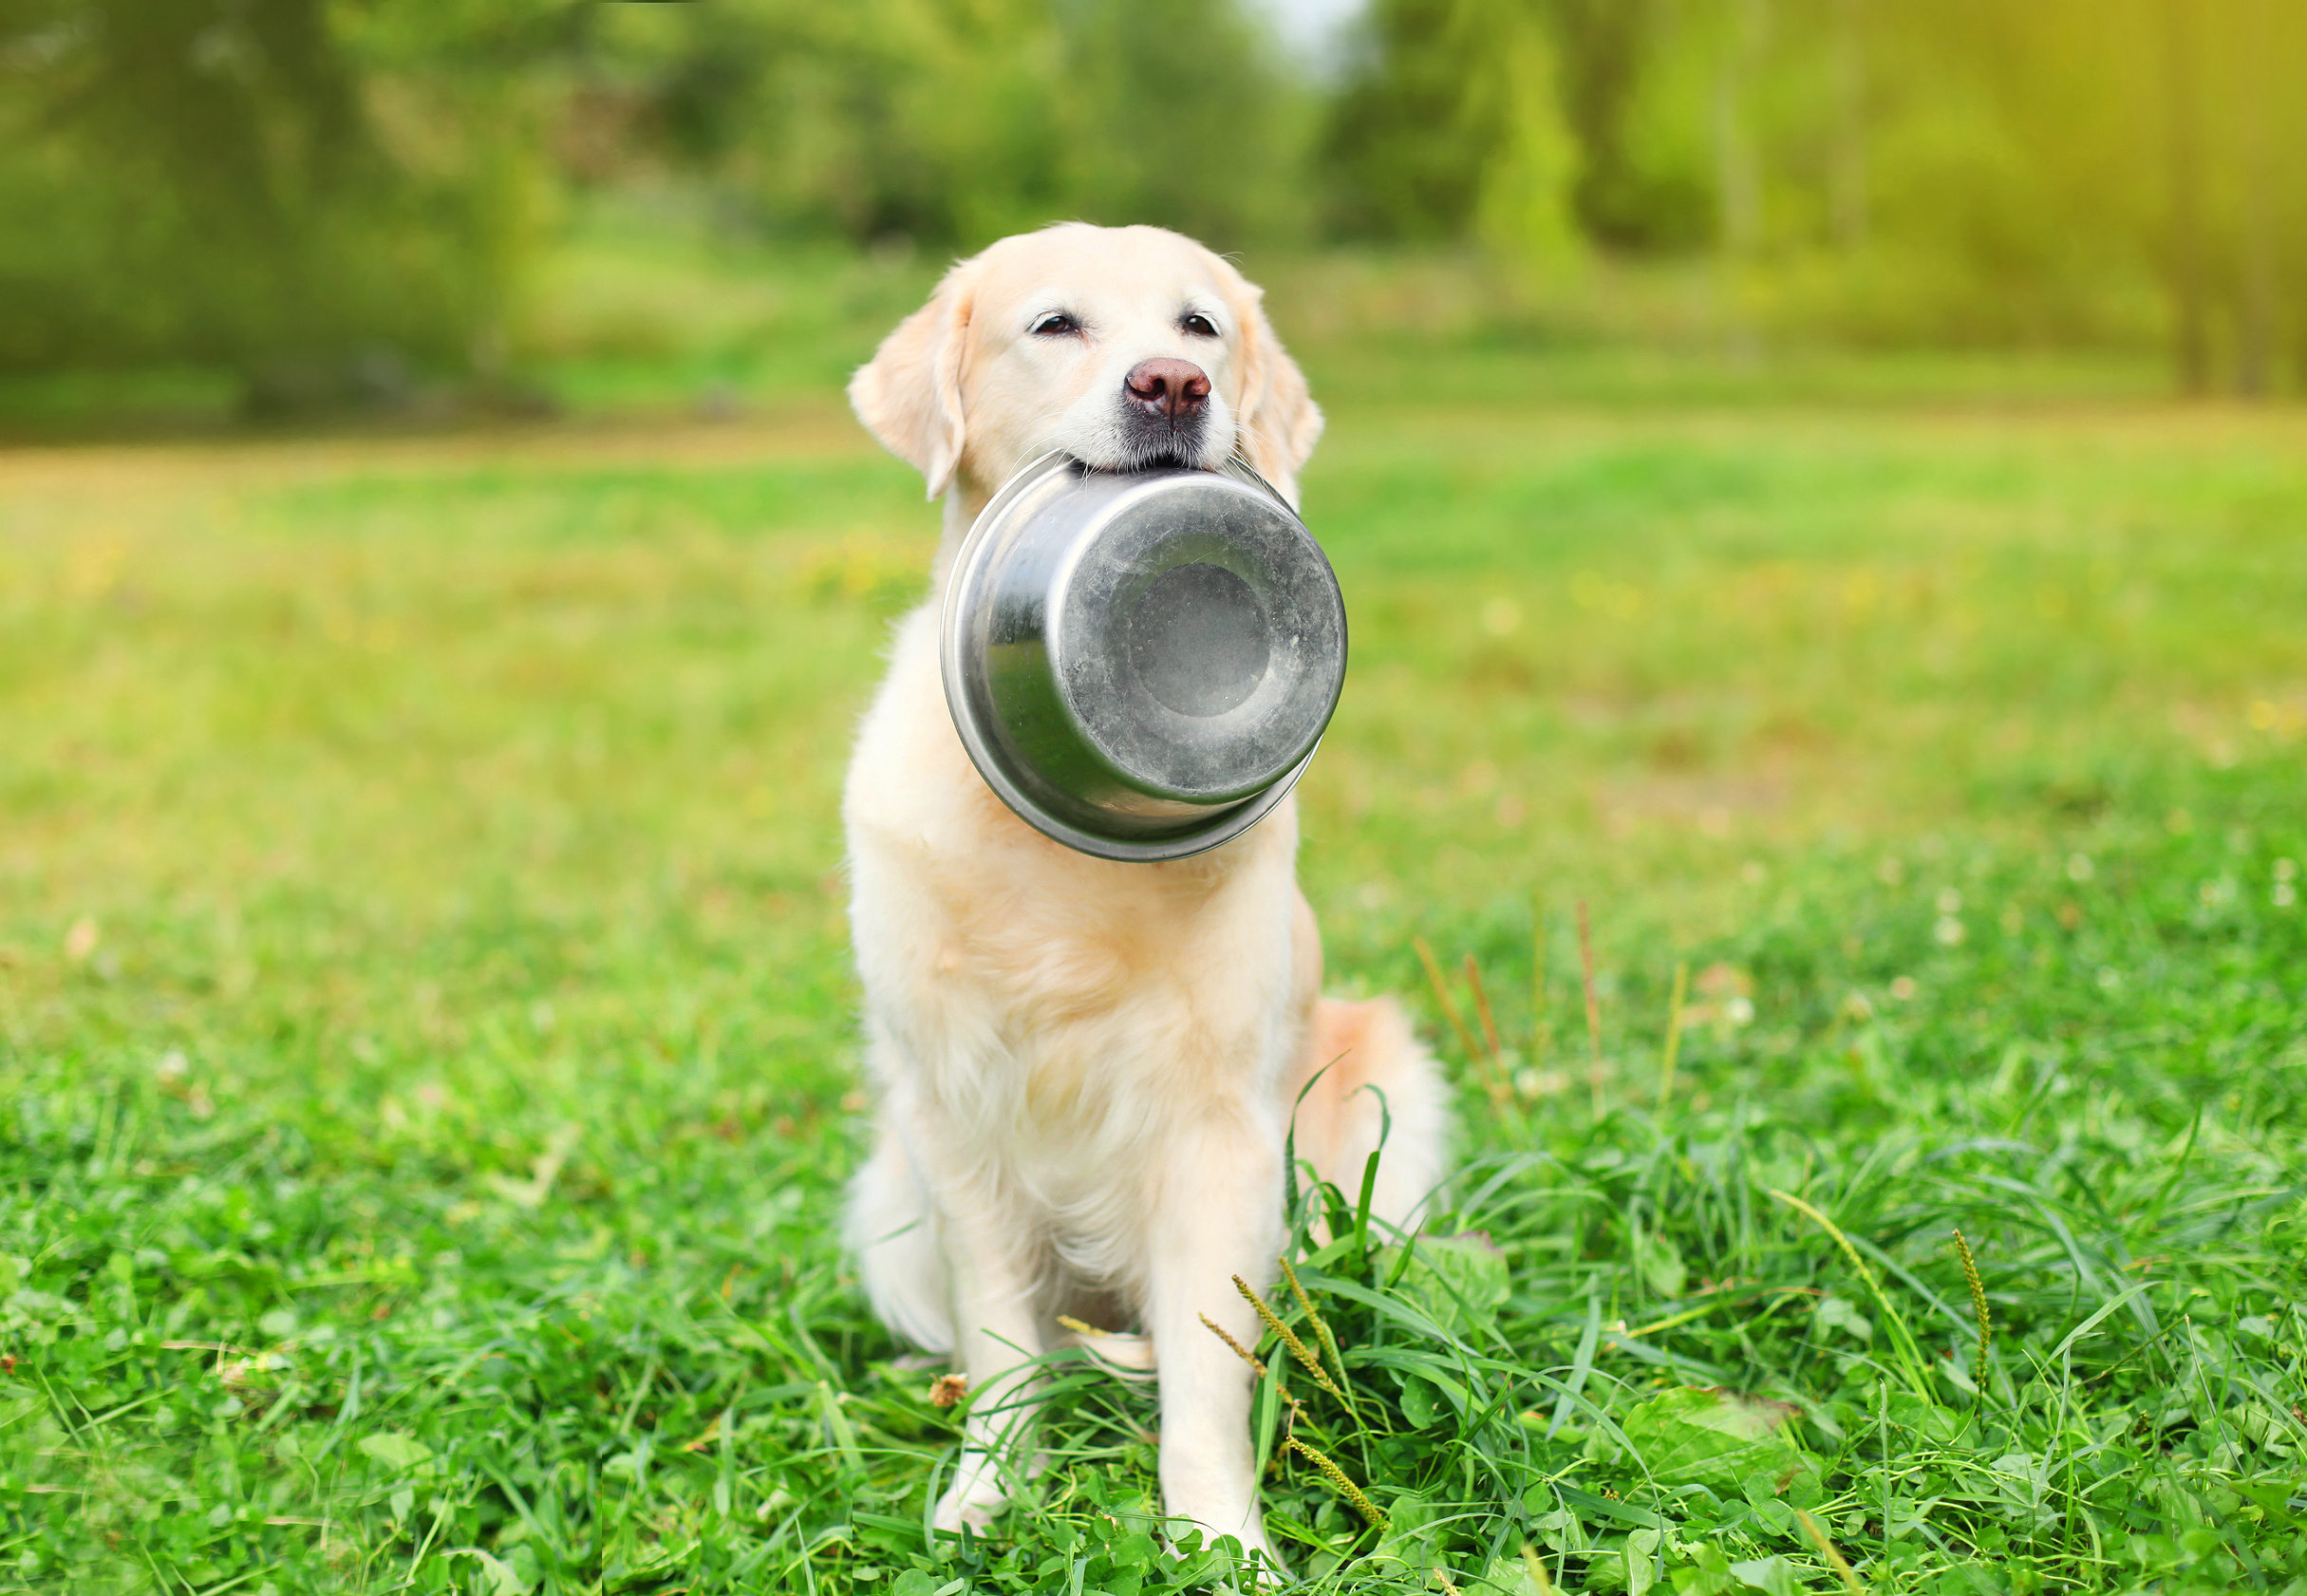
[{"left": 1124, "top": 358, "right": 1211, "bottom": 421}]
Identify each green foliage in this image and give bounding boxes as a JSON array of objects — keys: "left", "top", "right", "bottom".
[
  {"left": 11, "top": 0, "right": 2307, "bottom": 385},
  {"left": 1052, "top": 0, "right": 1317, "bottom": 249},
  {"left": 0, "top": 0, "right": 538, "bottom": 380},
  {"left": 1547, "top": 0, "right": 1715, "bottom": 254},
  {"left": 1323, "top": 0, "right": 1484, "bottom": 242},
  {"left": 3, "top": 347, "right": 2305, "bottom": 1589},
  {"left": 571, "top": 0, "right": 1314, "bottom": 253},
  {"left": 1323, "top": 0, "right": 1582, "bottom": 267}
]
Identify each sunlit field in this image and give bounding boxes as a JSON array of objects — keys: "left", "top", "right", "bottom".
[{"left": 3, "top": 357, "right": 2305, "bottom": 1593}]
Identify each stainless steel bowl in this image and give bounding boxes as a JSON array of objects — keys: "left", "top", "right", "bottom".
[{"left": 942, "top": 452, "right": 1347, "bottom": 861}]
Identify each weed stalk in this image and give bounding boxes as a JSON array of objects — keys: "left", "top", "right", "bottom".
[
  {"left": 1657, "top": 960, "right": 1689, "bottom": 1108},
  {"left": 1415, "top": 936, "right": 1486, "bottom": 1080},
  {"left": 1200, "top": 1313, "right": 1266, "bottom": 1379},
  {"left": 1285, "top": 1436, "right": 1387, "bottom": 1529},
  {"left": 1234, "top": 1275, "right": 1348, "bottom": 1405},
  {"left": 1464, "top": 953, "right": 1504, "bottom": 1061},
  {"left": 1279, "top": 1257, "right": 1357, "bottom": 1421},
  {"left": 1530, "top": 892, "right": 1550, "bottom": 1065},
  {"left": 1577, "top": 900, "right": 1604, "bottom": 1116},
  {"left": 1954, "top": 1229, "right": 1992, "bottom": 1387},
  {"left": 1794, "top": 1509, "right": 1865, "bottom": 1595},
  {"left": 1768, "top": 1188, "right": 1937, "bottom": 1401},
  {"left": 1461, "top": 955, "right": 1511, "bottom": 1112}
]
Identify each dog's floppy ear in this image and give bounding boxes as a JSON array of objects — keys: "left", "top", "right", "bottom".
[
  {"left": 850, "top": 260, "right": 976, "bottom": 500},
  {"left": 1229, "top": 280, "right": 1323, "bottom": 509}
]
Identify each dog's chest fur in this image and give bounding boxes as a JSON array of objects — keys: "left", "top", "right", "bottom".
[{"left": 846, "top": 604, "right": 1307, "bottom": 1206}]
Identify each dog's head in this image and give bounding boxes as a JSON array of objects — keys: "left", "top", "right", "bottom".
[{"left": 850, "top": 223, "right": 1322, "bottom": 509}]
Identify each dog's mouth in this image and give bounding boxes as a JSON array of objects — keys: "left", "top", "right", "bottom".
[
  {"left": 1112, "top": 412, "right": 1214, "bottom": 474},
  {"left": 1127, "top": 445, "right": 1199, "bottom": 471}
]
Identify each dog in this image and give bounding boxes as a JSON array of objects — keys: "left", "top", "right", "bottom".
[{"left": 841, "top": 223, "right": 1448, "bottom": 1564}]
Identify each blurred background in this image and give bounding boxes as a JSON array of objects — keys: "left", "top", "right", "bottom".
[
  {"left": 3, "top": 0, "right": 2302, "bottom": 427},
  {"left": 5, "top": 9, "right": 2305, "bottom": 1587}
]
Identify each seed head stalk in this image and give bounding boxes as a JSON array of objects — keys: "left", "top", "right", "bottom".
[
  {"left": 1200, "top": 1312, "right": 1266, "bottom": 1379},
  {"left": 1953, "top": 1229, "right": 1992, "bottom": 1388},
  {"left": 1285, "top": 1436, "right": 1386, "bottom": 1529},
  {"left": 1234, "top": 1275, "right": 1347, "bottom": 1405},
  {"left": 1279, "top": 1257, "right": 1358, "bottom": 1422}
]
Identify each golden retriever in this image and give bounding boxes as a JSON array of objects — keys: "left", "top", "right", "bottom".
[{"left": 841, "top": 222, "right": 1447, "bottom": 1564}]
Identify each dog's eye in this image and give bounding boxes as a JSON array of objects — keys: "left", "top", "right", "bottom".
[
  {"left": 1031, "top": 312, "right": 1081, "bottom": 338},
  {"left": 1180, "top": 312, "right": 1219, "bottom": 338}
]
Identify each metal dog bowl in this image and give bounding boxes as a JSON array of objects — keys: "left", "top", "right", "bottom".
[{"left": 942, "top": 452, "right": 1347, "bottom": 861}]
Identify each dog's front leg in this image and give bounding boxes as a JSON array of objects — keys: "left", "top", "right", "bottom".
[
  {"left": 1146, "top": 1117, "right": 1286, "bottom": 1568},
  {"left": 934, "top": 1194, "right": 1045, "bottom": 1533}
]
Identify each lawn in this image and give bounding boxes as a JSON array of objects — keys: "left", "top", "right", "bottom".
[{"left": 2, "top": 348, "right": 2304, "bottom": 1594}]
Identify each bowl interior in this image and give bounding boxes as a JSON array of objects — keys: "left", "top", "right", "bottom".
[
  {"left": 944, "top": 455, "right": 1346, "bottom": 859},
  {"left": 1050, "top": 472, "right": 1344, "bottom": 805}
]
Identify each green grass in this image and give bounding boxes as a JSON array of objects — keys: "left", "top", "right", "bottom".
[{"left": 2, "top": 356, "right": 2305, "bottom": 1595}]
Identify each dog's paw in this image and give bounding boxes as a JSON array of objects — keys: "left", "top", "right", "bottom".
[
  {"left": 1067, "top": 1326, "right": 1157, "bottom": 1379},
  {"left": 933, "top": 1452, "right": 1010, "bottom": 1532}
]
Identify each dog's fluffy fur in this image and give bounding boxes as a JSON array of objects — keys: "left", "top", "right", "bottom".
[{"left": 841, "top": 223, "right": 1448, "bottom": 1562}]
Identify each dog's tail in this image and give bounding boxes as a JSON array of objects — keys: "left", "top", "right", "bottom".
[{"left": 1290, "top": 995, "right": 1451, "bottom": 1232}]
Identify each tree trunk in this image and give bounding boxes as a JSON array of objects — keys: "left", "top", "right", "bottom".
[
  {"left": 1830, "top": 0, "right": 1867, "bottom": 251},
  {"left": 1713, "top": 0, "right": 1767, "bottom": 362},
  {"left": 2235, "top": 0, "right": 2279, "bottom": 397},
  {"left": 2163, "top": 0, "right": 2211, "bottom": 395},
  {"left": 1713, "top": 0, "right": 1764, "bottom": 261}
]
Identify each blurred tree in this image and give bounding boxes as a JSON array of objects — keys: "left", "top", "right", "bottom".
[
  {"left": 714, "top": 0, "right": 1073, "bottom": 246},
  {"left": 1711, "top": 0, "right": 1763, "bottom": 266},
  {"left": 1825, "top": 0, "right": 1866, "bottom": 250},
  {"left": 1054, "top": 0, "right": 1316, "bottom": 248},
  {"left": 579, "top": 0, "right": 1309, "bottom": 253},
  {"left": 1322, "top": 0, "right": 1581, "bottom": 266},
  {"left": 2230, "top": 0, "right": 2279, "bottom": 397},
  {"left": 1323, "top": 0, "right": 1483, "bottom": 240},
  {"left": 1547, "top": 0, "right": 1714, "bottom": 253},
  {"left": 0, "top": 0, "right": 545, "bottom": 394},
  {"left": 2160, "top": 0, "right": 2210, "bottom": 393},
  {"left": 6, "top": 0, "right": 2301, "bottom": 396}
]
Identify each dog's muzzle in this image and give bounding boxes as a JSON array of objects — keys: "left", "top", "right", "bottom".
[
  {"left": 1116, "top": 357, "right": 1211, "bottom": 469},
  {"left": 942, "top": 453, "right": 1347, "bottom": 861}
]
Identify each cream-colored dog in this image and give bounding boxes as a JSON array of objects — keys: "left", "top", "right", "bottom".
[{"left": 841, "top": 223, "right": 1447, "bottom": 1563}]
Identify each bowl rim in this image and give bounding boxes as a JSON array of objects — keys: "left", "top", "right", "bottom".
[{"left": 940, "top": 451, "right": 1330, "bottom": 862}]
